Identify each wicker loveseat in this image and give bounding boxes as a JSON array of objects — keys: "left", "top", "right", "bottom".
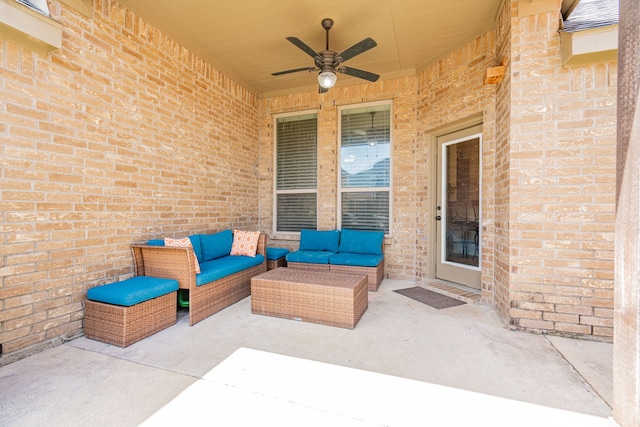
[
  {"left": 132, "top": 230, "right": 266, "bottom": 326},
  {"left": 286, "top": 229, "right": 384, "bottom": 291}
]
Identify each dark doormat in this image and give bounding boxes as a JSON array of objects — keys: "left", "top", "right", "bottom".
[{"left": 394, "top": 287, "right": 466, "bottom": 309}]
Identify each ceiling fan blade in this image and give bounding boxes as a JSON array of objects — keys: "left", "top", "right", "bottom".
[
  {"left": 286, "top": 37, "right": 320, "bottom": 59},
  {"left": 336, "top": 37, "right": 377, "bottom": 63},
  {"left": 272, "top": 67, "right": 315, "bottom": 76},
  {"left": 338, "top": 66, "right": 380, "bottom": 82}
]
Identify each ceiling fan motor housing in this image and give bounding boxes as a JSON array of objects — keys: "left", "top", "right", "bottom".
[{"left": 319, "top": 50, "right": 338, "bottom": 72}]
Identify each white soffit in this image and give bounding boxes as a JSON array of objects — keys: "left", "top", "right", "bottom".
[{"left": 560, "top": 24, "right": 618, "bottom": 67}]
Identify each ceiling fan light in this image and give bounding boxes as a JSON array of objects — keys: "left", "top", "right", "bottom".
[{"left": 318, "top": 71, "right": 337, "bottom": 89}]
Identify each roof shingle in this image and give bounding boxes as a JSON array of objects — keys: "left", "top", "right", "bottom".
[{"left": 563, "top": 0, "right": 619, "bottom": 32}]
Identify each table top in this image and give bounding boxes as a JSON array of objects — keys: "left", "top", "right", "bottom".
[{"left": 252, "top": 267, "right": 367, "bottom": 290}]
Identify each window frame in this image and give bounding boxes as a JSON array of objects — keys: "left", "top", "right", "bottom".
[
  {"left": 337, "top": 100, "right": 393, "bottom": 236},
  {"left": 272, "top": 109, "right": 319, "bottom": 237}
]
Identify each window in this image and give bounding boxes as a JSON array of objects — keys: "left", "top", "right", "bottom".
[
  {"left": 339, "top": 102, "right": 391, "bottom": 234},
  {"left": 274, "top": 112, "right": 318, "bottom": 233}
]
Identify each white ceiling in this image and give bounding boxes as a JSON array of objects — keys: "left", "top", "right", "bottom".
[{"left": 116, "top": 0, "right": 503, "bottom": 97}]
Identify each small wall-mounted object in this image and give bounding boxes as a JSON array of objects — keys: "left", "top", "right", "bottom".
[
  {"left": 0, "top": 0, "right": 63, "bottom": 52},
  {"left": 483, "top": 59, "right": 506, "bottom": 85}
]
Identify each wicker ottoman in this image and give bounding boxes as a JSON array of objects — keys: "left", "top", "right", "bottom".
[
  {"left": 85, "top": 276, "right": 179, "bottom": 347},
  {"left": 251, "top": 268, "right": 368, "bottom": 329}
]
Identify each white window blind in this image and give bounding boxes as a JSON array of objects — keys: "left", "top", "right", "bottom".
[
  {"left": 275, "top": 113, "right": 318, "bottom": 232},
  {"left": 339, "top": 103, "right": 391, "bottom": 234}
]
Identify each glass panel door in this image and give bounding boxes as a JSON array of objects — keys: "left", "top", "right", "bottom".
[{"left": 436, "top": 125, "right": 481, "bottom": 289}]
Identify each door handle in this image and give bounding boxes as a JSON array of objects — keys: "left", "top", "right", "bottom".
[{"left": 436, "top": 216, "right": 442, "bottom": 221}]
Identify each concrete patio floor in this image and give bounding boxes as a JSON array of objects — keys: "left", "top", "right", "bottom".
[{"left": 0, "top": 279, "right": 613, "bottom": 426}]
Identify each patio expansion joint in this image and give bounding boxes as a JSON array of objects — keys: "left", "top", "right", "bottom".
[
  {"left": 544, "top": 334, "right": 613, "bottom": 410},
  {"left": 70, "top": 342, "right": 203, "bottom": 381}
]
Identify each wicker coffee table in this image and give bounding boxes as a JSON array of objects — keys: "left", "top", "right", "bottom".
[{"left": 251, "top": 268, "right": 368, "bottom": 329}]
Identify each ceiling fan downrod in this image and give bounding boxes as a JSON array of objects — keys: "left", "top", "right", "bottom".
[{"left": 321, "top": 18, "right": 334, "bottom": 51}]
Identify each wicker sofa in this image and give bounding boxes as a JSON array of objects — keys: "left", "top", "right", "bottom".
[
  {"left": 132, "top": 230, "right": 266, "bottom": 326},
  {"left": 286, "top": 229, "right": 384, "bottom": 291}
]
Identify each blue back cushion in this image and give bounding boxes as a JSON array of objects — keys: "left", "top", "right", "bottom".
[
  {"left": 189, "top": 235, "right": 204, "bottom": 263},
  {"left": 338, "top": 228, "right": 384, "bottom": 255},
  {"left": 200, "top": 230, "right": 233, "bottom": 261},
  {"left": 299, "top": 229, "right": 340, "bottom": 252}
]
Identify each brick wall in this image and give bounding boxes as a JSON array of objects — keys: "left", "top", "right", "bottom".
[
  {"left": 0, "top": 0, "right": 260, "bottom": 359},
  {"left": 415, "top": 27, "right": 497, "bottom": 302},
  {"left": 506, "top": 2, "right": 617, "bottom": 338},
  {"left": 0, "top": 0, "right": 618, "bottom": 361},
  {"left": 259, "top": 79, "right": 419, "bottom": 280},
  {"left": 414, "top": 0, "right": 616, "bottom": 339},
  {"left": 493, "top": 0, "right": 515, "bottom": 322}
]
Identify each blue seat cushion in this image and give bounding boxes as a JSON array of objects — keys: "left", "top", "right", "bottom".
[
  {"left": 286, "top": 250, "right": 336, "bottom": 265},
  {"left": 338, "top": 228, "right": 384, "bottom": 255},
  {"left": 196, "top": 254, "right": 264, "bottom": 286},
  {"left": 329, "top": 252, "right": 384, "bottom": 268},
  {"left": 200, "top": 230, "right": 233, "bottom": 262},
  {"left": 147, "top": 239, "right": 164, "bottom": 246},
  {"left": 299, "top": 229, "right": 340, "bottom": 252},
  {"left": 266, "top": 247, "right": 290, "bottom": 260},
  {"left": 87, "top": 276, "right": 179, "bottom": 307}
]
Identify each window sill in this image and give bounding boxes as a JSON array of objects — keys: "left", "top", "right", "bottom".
[
  {"left": 0, "top": 0, "right": 62, "bottom": 52},
  {"left": 270, "top": 233, "right": 301, "bottom": 242}
]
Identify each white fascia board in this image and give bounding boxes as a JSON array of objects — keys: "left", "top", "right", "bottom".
[
  {"left": 0, "top": 0, "right": 62, "bottom": 52},
  {"left": 560, "top": 24, "right": 618, "bottom": 67}
]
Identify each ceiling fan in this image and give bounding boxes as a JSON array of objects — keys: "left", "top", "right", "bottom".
[{"left": 272, "top": 18, "right": 380, "bottom": 93}]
